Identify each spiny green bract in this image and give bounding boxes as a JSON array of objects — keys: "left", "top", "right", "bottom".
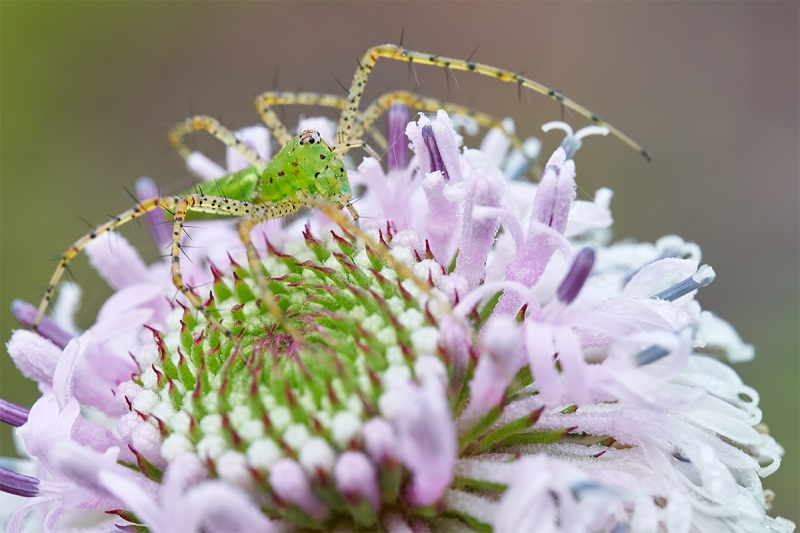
[{"left": 134, "top": 224, "right": 440, "bottom": 476}]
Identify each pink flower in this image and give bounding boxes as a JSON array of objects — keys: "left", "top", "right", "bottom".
[{"left": 3, "top": 109, "right": 792, "bottom": 532}]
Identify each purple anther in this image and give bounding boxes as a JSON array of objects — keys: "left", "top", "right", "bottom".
[
  {"left": 556, "top": 248, "right": 596, "bottom": 304},
  {"left": 0, "top": 399, "right": 29, "bottom": 427},
  {"left": 0, "top": 467, "right": 39, "bottom": 497},
  {"left": 421, "top": 124, "right": 448, "bottom": 181},
  {"left": 651, "top": 265, "right": 715, "bottom": 302},
  {"left": 635, "top": 345, "right": 671, "bottom": 366},
  {"left": 12, "top": 299, "right": 73, "bottom": 349},
  {"left": 135, "top": 177, "right": 171, "bottom": 249},
  {"left": 386, "top": 103, "right": 409, "bottom": 171}
]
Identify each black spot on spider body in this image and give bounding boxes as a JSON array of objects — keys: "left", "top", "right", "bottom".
[
  {"left": 314, "top": 172, "right": 321, "bottom": 179},
  {"left": 278, "top": 171, "right": 285, "bottom": 177},
  {"left": 319, "top": 154, "right": 326, "bottom": 160}
]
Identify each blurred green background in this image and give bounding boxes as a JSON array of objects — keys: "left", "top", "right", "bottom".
[{"left": 1, "top": 1, "right": 797, "bottom": 522}]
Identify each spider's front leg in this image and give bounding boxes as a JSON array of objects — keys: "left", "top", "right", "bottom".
[
  {"left": 235, "top": 198, "right": 312, "bottom": 345},
  {"left": 170, "top": 192, "right": 311, "bottom": 344},
  {"left": 169, "top": 193, "right": 264, "bottom": 337}
]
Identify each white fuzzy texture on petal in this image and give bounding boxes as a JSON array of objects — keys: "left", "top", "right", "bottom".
[{"left": 6, "top": 330, "right": 61, "bottom": 389}]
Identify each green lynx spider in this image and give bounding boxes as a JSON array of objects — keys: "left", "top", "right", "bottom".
[{"left": 33, "top": 44, "right": 649, "bottom": 338}]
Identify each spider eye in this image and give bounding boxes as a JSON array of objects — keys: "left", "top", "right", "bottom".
[{"left": 298, "top": 129, "right": 322, "bottom": 145}]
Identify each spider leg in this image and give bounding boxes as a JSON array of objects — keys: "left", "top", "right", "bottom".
[
  {"left": 336, "top": 45, "right": 650, "bottom": 161},
  {"left": 169, "top": 193, "right": 297, "bottom": 337},
  {"left": 254, "top": 90, "right": 526, "bottom": 155},
  {"left": 168, "top": 115, "right": 268, "bottom": 170},
  {"left": 34, "top": 196, "right": 178, "bottom": 330}
]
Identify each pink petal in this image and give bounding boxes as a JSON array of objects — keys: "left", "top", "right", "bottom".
[
  {"left": 226, "top": 125, "right": 270, "bottom": 172},
  {"left": 268, "top": 458, "right": 329, "bottom": 521},
  {"left": 335, "top": 451, "right": 380, "bottom": 511},
  {"left": 86, "top": 232, "right": 151, "bottom": 291},
  {"left": 186, "top": 152, "right": 227, "bottom": 181},
  {"left": 6, "top": 330, "right": 61, "bottom": 389},
  {"left": 362, "top": 418, "right": 398, "bottom": 463},
  {"left": 188, "top": 481, "right": 276, "bottom": 533},
  {"left": 467, "top": 316, "right": 521, "bottom": 414},
  {"left": 453, "top": 151, "right": 505, "bottom": 290},
  {"left": 380, "top": 369, "right": 456, "bottom": 506}
]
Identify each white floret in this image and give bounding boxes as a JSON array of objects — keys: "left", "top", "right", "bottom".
[
  {"left": 246, "top": 439, "right": 283, "bottom": 470},
  {"left": 160, "top": 433, "right": 195, "bottom": 461},
  {"left": 269, "top": 406, "right": 291, "bottom": 432},
  {"left": 199, "top": 414, "right": 222, "bottom": 435},
  {"left": 398, "top": 308, "right": 425, "bottom": 330},
  {"left": 131, "top": 389, "right": 159, "bottom": 415},
  {"left": 283, "top": 423, "right": 310, "bottom": 449},
  {"left": 238, "top": 419, "right": 265, "bottom": 442},
  {"left": 385, "top": 346, "right": 405, "bottom": 366},
  {"left": 389, "top": 247, "right": 415, "bottom": 269},
  {"left": 410, "top": 327, "right": 441, "bottom": 355},
  {"left": 196, "top": 434, "right": 228, "bottom": 460},
  {"left": 361, "top": 313, "right": 384, "bottom": 334},
  {"left": 151, "top": 400, "right": 177, "bottom": 423},
  {"left": 139, "top": 367, "right": 159, "bottom": 390},
  {"left": 331, "top": 411, "right": 362, "bottom": 448},
  {"left": 381, "top": 364, "right": 412, "bottom": 384},
  {"left": 229, "top": 405, "right": 252, "bottom": 430},
  {"left": 299, "top": 437, "right": 336, "bottom": 473},
  {"left": 169, "top": 410, "right": 192, "bottom": 436},
  {"left": 375, "top": 326, "right": 398, "bottom": 345}
]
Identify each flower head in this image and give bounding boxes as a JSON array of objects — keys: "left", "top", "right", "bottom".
[{"left": 3, "top": 109, "right": 793, "bottom": 532}]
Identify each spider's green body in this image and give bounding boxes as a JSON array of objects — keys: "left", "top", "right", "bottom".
[{"left": 187, "top": 129, "right": 350, "bottom": 210}]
